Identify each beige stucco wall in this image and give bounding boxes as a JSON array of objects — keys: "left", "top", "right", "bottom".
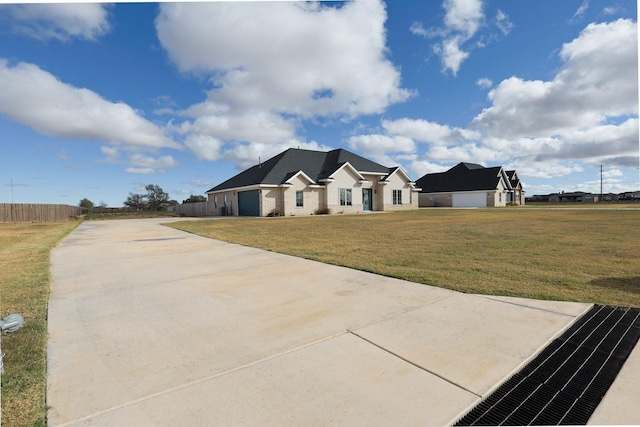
[
  {"left": 488, "top": 181, "right": 508, "bottom": 207},
  {"left": 261, "top": 188, "right": 283, "bottom": 216},
  {"left": 207, "top": 190, "right": 239, "bottom": 216},
  {"left": 325, "top": 167, "right": 365, "bottom": 214},
  {"left": 381, "top": 172, "right": 419, "bottom": 211},
  {"left": 282, "top": 177, "right": 324, "bottom": 216}
]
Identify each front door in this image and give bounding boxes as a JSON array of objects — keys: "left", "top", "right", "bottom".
[{"left": 362, "top": 188, "right": 373, "bottom": 211}]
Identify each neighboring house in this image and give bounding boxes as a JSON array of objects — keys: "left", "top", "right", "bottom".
[
  {"left": 619, "top": 191, "right": 640, "bottom": 201},
  {"left": 548, "top": 191, "right": 599, "bottom": 203},
  {"left": 205, "top": 148, "right": 420, "bottom": 216},
  {"left": 416, "top": 162, "right": 524, "bottom": 208}
]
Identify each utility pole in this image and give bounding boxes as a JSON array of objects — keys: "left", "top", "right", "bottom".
[{"left": 600, "top": 165, "right": 603, "bottom": 203}]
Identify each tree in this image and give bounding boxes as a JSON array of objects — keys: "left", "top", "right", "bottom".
[
  {"left": 145, "top": 184, "right": 170, "bottom": 211},
  {"left": 124, "top": 193, "right": 147, "bottom": 210},
  {"left": 182, "top": 195, "right": 207, "bottom": 204},
  {"left": 79, "top": 198, "right": 94, "bottom": 208}
]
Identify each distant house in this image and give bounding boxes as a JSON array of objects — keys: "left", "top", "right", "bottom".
[
  {"left": 548, "top": 192, "right": 599, "bottom": 203},
  {"left": 416, "top": 162, "right": 524, "bottom": 208},
  {"left": 205, "top": 148, "right": 420, "bottom": 216},
  {"left": 619, "top": 191, "right": 640, "bottom": 201}
]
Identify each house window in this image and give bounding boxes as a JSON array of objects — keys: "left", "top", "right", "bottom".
[
  {"left": 296, "top": 190, "right": 304, "bottom": 207},
  {"left": 223, "top": 194, "right": 228, "bottom": 206},
  {"left": 339, "top": 188, "right": 352, "bottom": 206},
  {"left": 393, "top": 189, "right": 402, "bottom": 205},
  {"left": 214, "top": 195, "right": 218, "bottom": 208}
]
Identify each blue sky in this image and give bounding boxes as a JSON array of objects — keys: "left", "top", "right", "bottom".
[{"left": 0, "top": 0, "right": 637, "bottom": 207}]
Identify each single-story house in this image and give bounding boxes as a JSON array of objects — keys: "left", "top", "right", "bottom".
[
  {"left": 205, "top": 148, "right": 420, "bottom": 216},
  {"left": 548, "top": 191, "right": 599, "bottom": 203},
  {"left": 416, "top": 162, "right": 524, "bottom": 208}
]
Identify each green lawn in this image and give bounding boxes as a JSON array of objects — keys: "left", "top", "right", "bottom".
[
  {"left": 168, "top": 208, "right": 640, "bottom": 307},
  {"left": 0, "top": 220, "right": 80, "bottom": 427}
]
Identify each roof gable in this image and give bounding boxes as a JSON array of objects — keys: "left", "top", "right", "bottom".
[
  {"left": 384, "top": 166, "right": 416, "bottom": 185},
  {"left": 325, "top": 162, "right": 366, "bottom": 181}
]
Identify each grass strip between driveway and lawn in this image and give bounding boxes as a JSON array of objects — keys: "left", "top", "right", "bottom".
[
  {"left": 168, "top": 208, "right": 640, "bottom": 307},
  {"left": 0, "top": 220, "right": 80, "bottom": 427}
]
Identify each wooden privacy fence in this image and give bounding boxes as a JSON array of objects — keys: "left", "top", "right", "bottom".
[
  {"left": 176, "top": 202, "right": 209, "bottom": 217},
  {"left": 0, "top": 204, "right": 83, "bottom": 223}
]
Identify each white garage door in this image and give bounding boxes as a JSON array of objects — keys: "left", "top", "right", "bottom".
[{"left": 453, "top": 193, "right": 486, "bottom": 208}]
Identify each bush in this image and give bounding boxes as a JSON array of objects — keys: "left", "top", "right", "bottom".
[{"left": 314, "top": 207, "right": 331, "bottom": 215}]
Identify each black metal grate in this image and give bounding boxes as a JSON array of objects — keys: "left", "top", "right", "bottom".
[{"left": 455, "top": 305, "right": 640, "bottom": 426}]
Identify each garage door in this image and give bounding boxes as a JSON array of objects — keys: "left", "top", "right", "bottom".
[
  {"left": 452, "top": 193, "right": 486, "bottom": 208},
  {"left": 238, "top": 190, "right": 260, "bottom": 216}
]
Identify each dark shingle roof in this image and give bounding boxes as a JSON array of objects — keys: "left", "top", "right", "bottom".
[
  {"left": 207, "top": 148, "right": 390, "bottom": 192},
  {"left": 416, "top": 162, "right": 506, "bottom": 193},
  {"left": 507, "top": 170, "right": 521, "bottom": 188}
]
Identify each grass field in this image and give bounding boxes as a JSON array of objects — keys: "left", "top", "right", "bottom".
[
  {"left": 0, "top": 220, "right": 80, "bottom": 427},
  {"left": 0, "top": 207, "right": 637, "bottom": 425},
  {"left": 169, "top": 208, "right": 640, "bottom": 307}
]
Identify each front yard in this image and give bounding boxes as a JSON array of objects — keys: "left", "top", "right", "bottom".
[{"left": 168, "top": 208, "right": 640, "bottom": 307}]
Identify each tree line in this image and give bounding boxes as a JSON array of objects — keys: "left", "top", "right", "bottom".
[{"left": 78, "top": 184, "right": 207, "bottom": 210}]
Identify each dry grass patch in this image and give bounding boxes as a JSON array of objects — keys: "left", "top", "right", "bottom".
[
  {"left": 1, "top": 220, "right": 80, "bottom": 427},
  {"left": 169, "top": 209, "right": 640, "bottom": 306}
]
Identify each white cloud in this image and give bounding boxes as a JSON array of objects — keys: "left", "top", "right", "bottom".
[
  {"left": 476, "top": 77, "right": 493, "bottom": 89},
  {"left": 413, "top": 1, "right": 515, "bottom": 76},
  {"left": 533, "top": 119, "right": 639, "bottom": 163},
  {"left": 347, "top": 134, "right": 416, "bottom": 165},
  {"left": 182, "top": 179, "right": 214, "bottom": 188},
  {"left": 124, "top": 167, "right": 155, "bottom": 175},
  {"left": 443, "top": 0, "right": 484, "bottom": 38},
  {"left": 129, "top": 154, "right": 177, "bottom": 169},
  {"left": 603, "top": 7, "right": 621, "bottom": 15},
  {"left": 383, "top": 118, "right": 480, "bottom": 145},
  {"left": 495, "top": 9, "right": 513, "bottom": 35},
  {"left": 408, "top": 159, "right": 450, "bottom": 178},
  {"left": 123, "top": 154, "right": 177, "bottom": 175},
  {"left": 436, "top": 0, "right": 484, "bottom": 75},
  {"left": 0, "top": 60, "right": 179, "bottom": 152},
  {"left": 409, "top": 21, "right": 429, "bottom": 37},
  {"left": 184, "top": 134, "right": 223, "bottom": 162},
  {"left": 346, "top": 117, "right": 485, "bottom": 169},
  {"left": 176, "top": 103, "right": 297, "bottom": 145},
  {"left": 156, "top": 1, "right": 411, "bottom": 166},
  {"left": 428, "top": 143, "right": 500, "bottom": 163},
  {"left": 572, "top": 1, "right": 590, "bottom": 20},
  {"left": 0, "top": 4, "right": 111, "bottom": 42},
  {"left": 473, "top": 19, "right": 638, "bottom": 142},
  {"left": 435, "top": 36, "right": 471, "bottom": 75},
  {"left": 510, "top": 162, "right": 584, "bottom": 179},
  {"left": 100, "top": 146, "right": 121, "bottom": 163},
  {"left": 351, "top": 19, "right": 638, "bottom": 184},
  {"left": 222, "top": 139, "right": 331, "bottom": 170}
]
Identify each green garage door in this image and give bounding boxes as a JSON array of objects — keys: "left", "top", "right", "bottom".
[{"left": 238, "top": 190, "right": 260, "bottom": 216}]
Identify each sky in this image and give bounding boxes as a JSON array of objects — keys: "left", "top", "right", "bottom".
[{"left": 0, "top": 0, "right": 638, "bottom": 207}]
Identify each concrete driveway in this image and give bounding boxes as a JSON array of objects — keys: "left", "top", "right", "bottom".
[{"left": 47, "top": 218, "right": 596, "bottom": 426}]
